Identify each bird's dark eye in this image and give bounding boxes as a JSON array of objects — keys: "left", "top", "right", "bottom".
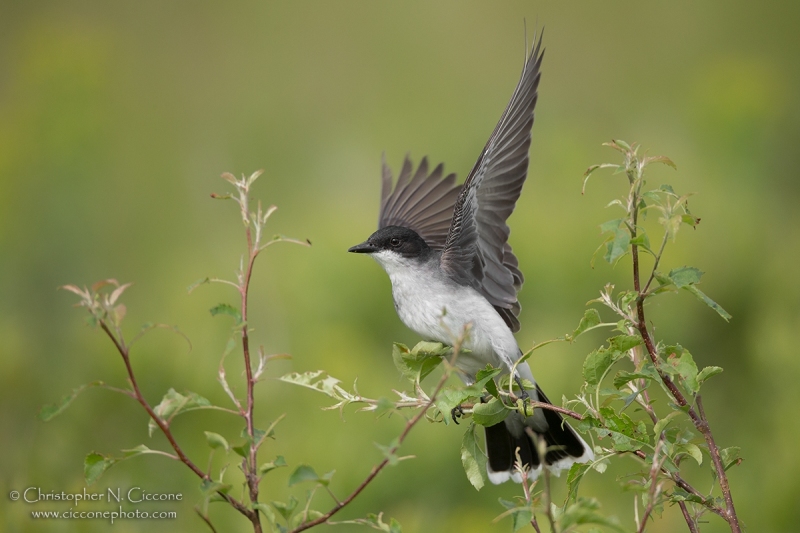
[{"left": 390, "top": 237, "right": 401, "bottom": 247}]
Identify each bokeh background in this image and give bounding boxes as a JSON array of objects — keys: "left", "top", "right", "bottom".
[{"left": 2, "top": 1, "right": 799, "bottom": 532}]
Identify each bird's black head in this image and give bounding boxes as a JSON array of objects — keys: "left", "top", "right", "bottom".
[{"left": 348, "top": 226, "right": 431, "bottom": 259}]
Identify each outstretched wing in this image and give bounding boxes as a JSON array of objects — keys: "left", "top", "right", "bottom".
[
  {"left": 441, "top": 34, "right": 544, "bottom": 332},
  {"left": 378, "top": 154, "right": 462, "bottom": 250}
]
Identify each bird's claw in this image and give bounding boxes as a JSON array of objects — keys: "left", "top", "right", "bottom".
[
  {"left": 514, "top": 375, "right": 531, "bottom": 413},
  {"left": 451, "top": 405, "right": 464, "bottom": 425}
]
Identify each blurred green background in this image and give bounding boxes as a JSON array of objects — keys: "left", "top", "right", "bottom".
[{"left": 1, "top": 1, "right": 799, "bottom": 532}]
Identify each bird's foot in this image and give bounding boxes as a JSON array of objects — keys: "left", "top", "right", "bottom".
[
  {"left": 514, "top": 375, "right": 530, "bottom": 400},
  {"left": 514, "top": 375, "right": 531, "bottom": 414},
  {"left": 450, "top": 405, "right": 464, "bottom": 425}
]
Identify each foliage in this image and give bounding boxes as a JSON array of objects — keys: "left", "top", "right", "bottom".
[
  {"left": 487, "top": 141, "right": 742, "bottom": 532},
  {"left": 49, "top": 141, "right": 742, "bottom": 533}
]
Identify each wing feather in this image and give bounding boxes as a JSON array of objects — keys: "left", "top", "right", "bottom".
[
  {"left": 379, "top": 156, "right": 462, "bottom": 250},
  {"left": 441, "top": 33, "right": 544, "bottom": 331}
]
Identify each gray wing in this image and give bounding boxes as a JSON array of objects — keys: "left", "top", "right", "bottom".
[
  {"left": 441, "top": 34, "right": 544, "bottom": 332},
  {"left": 378, "top": 154, "right": 462, "bottom": 250}
]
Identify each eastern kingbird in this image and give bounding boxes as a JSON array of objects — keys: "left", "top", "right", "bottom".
[{"left": 348, "top": 35, "right": 593, "bottom": 484}]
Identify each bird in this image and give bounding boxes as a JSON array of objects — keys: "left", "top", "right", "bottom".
[{"left": 347, "top": 34, "right": 593, "bottom": 484}]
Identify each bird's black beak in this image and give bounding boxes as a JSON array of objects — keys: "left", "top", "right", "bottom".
[{"left": 348, "top": 241, "right": 377, "bottom": 254}]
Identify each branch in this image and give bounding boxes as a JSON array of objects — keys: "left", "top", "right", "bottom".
[
  {"left": 678, "top": 502, "right": 699, "bottom": 533},
  {"left": 240, "top": 245, "right": 262, "bottom": 532},
  {"left": 287, "top": 328, "right": 470, "bottom": 533},
  {"left": 630, "top": 198, "right": 740, "bottom": 533},
  {"left": 629, "top": 450, "right": 724, "bottom": 519},
  {"left": 97, "top": 321, "right": 257, "bottom": 522}
]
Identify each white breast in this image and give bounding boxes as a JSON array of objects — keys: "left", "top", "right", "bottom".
[{"left": 371, "top": 250, "right": 521, "bottom": 381}]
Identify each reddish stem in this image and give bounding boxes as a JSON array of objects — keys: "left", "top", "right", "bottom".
[
  {"left": 678, "top": 501, "right": 699, "bottom": 533},
  {"left": 630, "top": 207, "right": 740, "bottom": 532},
  {"left": 98, "top": 321, "right": 258, "bottom": 526}
]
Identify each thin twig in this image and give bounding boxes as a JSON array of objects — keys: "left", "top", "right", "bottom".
[
  {"left": 641, "top": 229, "right": 669, "bottom": 295},
  {"left": 240, "top": 249, "right": 261, "bottom": 529},
  {"left": 97, "top": 321, "right": 256, "bottom": 521},
  {"left": 528, "top": 434, "right": 557, "bottom": 533},
  {"left": 519, "top": 463, "right": 541, "bottom": 533},
  {"left": 678, "top": 501, "right": 699, "bottom": 533},
  {"left": 237, "top": 180, "right": 266, "bottom": 533},
  {"left": 195, "top": 506, "right": 219, "bottom": 533},
  {"left": 498, "top": 396, "right": 585, "bottom": 421}
]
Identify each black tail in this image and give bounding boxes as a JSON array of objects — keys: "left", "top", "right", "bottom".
[{"left": 484, "top": 385, "right": 592, "bottom": 484}]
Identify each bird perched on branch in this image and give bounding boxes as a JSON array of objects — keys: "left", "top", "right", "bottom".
[{"left": 348, "top": 34, "right": 593, "bottom": 483}]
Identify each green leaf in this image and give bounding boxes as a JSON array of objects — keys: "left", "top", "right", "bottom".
[
  {"left": 648, "top": 156, "right": 677, "bottom": 170},
  {"left": 630, "top": 232, "right": 650, "bottom": 249},
  {"left": 572, "top": 309, "right": 602, "bottom": 339},
  {"left": 232, "top": 444, "right": 247, "bottom": 458},
  {"left": 204, "top": 431, "right": 229, "bottom": 452},
  {"left": 373, "top": 397, "right": 396, "bottom": 418},
  {"left": 697, "top": 366, "right": 723, "bottom": 387},
  {"left": 498, "top": 498, "right": 516, "bottom": 510},
  {"left": 591, "top": 408, "right": 650, "bottom": 452},
  {"left": 120, "top": 444, "right": 167, "bottom": 459},
  {"left": 472, "top": 397, "right": 510, "bottom": 427},
  {"left": 669, "top": 488, "right": 707, "bottom": 505},
  {"left": 391, "top": 342, "right": 446, "bottom": 383},
  {"left": 241, "top": 426, "right": 269, "bottom": 444},
  {"left": 200, "top": 478, "right": 231, "bottom": 496},
  {"left": 511, "top": 508, "right": 533, "bottom": 531},
  {"left": 148, "top": 389, "right": 212, "bottom": 436},
  {"left": 720, "top": 446, "right": 742, "bottom": 470},
  {"left": 187, "top": 277, "right": 210, "bottom": 293},
  {"left": 599, "top": 219, "right": 622, "bottom": 234},
  {"left": 39, "top": 381, "right": 106, "bottom": 421},
  {"left": 616, "top": 290, "right": 638, "bottom": 311},
  {"left": 566, "top": 462, "right": 591, "bottom": 503},
  {"left": 559, "top": 497, "right": 628, "bottom": 532},
  {"left": 683, "top": 284, "right": 732, "bottom": 321},
  {"left": 375, "top": 438, "right": 400, "bottom": 466},
  {"left": 583, "top": 349, "right": 615, "bottom": 386},
  {"left": 461, "top": 423, "right": 487, "bottom": 491},
  {"left": 253, "top": 502, "right": 277, "bottom": 524},
  {"left": 435, "top": 368, "right": 502, "bottom": 420},
  {"left": 259, "top": 455, "right": 287, "bottom": 475},
  {"left": 476, "top": 366, "right": 500, "bottom": 398},
  {"left": 604, "top": 228, "right": 630, "bottom": 264},
  {"left": 675, "top": 442, "right": 703, "bottom": 466},
  {"left": 84, "top": 452, "right": 117, "bottom": 485},
  {"left": 608, "top": 334, "right": 643, "bottom": 353},
  {"left": 653, "top": 411, "right": 681, "bottom": 437},
  {"left": 271, "top": 496, "right": 298, "bottom": 521},
  {"left": 287, "top": 464, "right": 321, "bottom": 486},
  {"left": 681, "top": 214, "right": 701, "bottom": 227},
  {"left": 668, "top": 266, "right": 703, "bottom": 288},
  {"left": 612, "top": 369, "right": 657, "bottom": 390},
  {"left": 389, "top": 518, "right": 402, "bottom": 533},
  {"left": 209, "top": 303, "right": 243, "bottom": 324},
  {"left": 602, "top": 139, "right": 630, "bottom": 152},
  {"left": 340, "top": 513, "right": 403, "bottom": 533},
  {"left": 279, "top": 371, "right": 343, "bottom": 398},
  {"left": 667, "top": 350, "right": 699, "bottom": 394},
  {"left": 411, "top": 341, "right": 451, "bottom": 356}
]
